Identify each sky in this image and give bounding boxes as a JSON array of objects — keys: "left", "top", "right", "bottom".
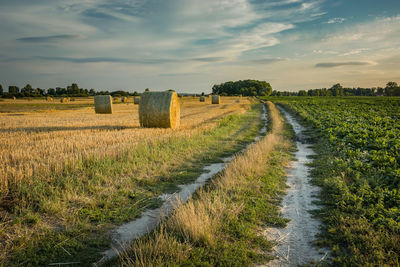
[{"left": 0, "top": 0, "right": 399, "bottom": 93}]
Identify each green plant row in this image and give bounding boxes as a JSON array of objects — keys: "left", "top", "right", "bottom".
[{"left": 272, "top": 97, "right": 400, "bottom": 265}]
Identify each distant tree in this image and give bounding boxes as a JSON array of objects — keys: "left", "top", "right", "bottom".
[
  {"left": 330, "top": 83, "right": 343, "bottom": 96},
  {"left": 212, "top": 80, "right": 272, "bottom": 96},
  {"left": 377, "top": 87, "right": 384, "bottom": 96},
  {"left": 201, "top": 92, "right": 205, "bottom": 96},
  {"left": 56, "top": 87, "right": 67, "bottom": 95},
  {"left": 298, "top": 90, "right": 307, "bottom": 96},
  {"left": 89, "top": 88, "right": 95, "bottom": 96},
  {"left": 0, "top": 84, "right": 3, "bottom": 95},
  {"left": 277, "top": 91, "right": 282, "bottom": 97},
  {"left": 36, "top": 88, "right": 45, "bottom": 96},
  {"left": 71, "top": 83, "right": 79, "bottom": 91},
  {"left": 9, "top": 86, "right": 19, "bottom": 94},
  {"left": 21, "top": 84, "right": 34, "bottom": 96},
  {"left": 111, "top": 90, "right": 130, "bottom": 96},
  {"left": 385, "top": 81, "right": 400, "bottom": 96},
  {"left": 132, "top": 91, "right": 139, "bottom": 96},
  {"left": 145, "top": 88, "right": 150, "bottom": 92},
  {"left": 47, "top": 88, "right": 56, "bottom": 95}
]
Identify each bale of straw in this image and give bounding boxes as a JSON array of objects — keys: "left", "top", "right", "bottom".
[
  {"left": 60, "top": 97, "right": 68, "bottom": 103},
  {"left": 134, "top": 96, "right": 140, "bottom": 104},
  {"left": 139, "top": 91, "right": 180, "bottom": 129},
  {"left": 200, "top": 96, "right": 205, "bottom": 102},
  {"left": 122, "top": 96, "right": 128, "bottom": 103},
  {"left": 94, "top": 95, "right": 113, "bottom": 114},
  {"left": 46, "top": 96, "right": 53, "bottom": 101},
  {"left": 211, "top": 95, "right": 220, "bottom": 104}
]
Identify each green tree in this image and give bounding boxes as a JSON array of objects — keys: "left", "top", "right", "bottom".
[
  {"left": 212, "top": 80, "right": 272, "bottom": 96},
  {"left": 9, "top": 86, "right": 19, "bottom": 94},
  {"left": 145, "top": 88, "right": 150, "bottom": 92},
  {"left": 47, "top": 88, "right": 56, "bottom": 95},
  {"left": 385, "top": 81, "right": 400, "bottom": 96},
  {"left": 298, "top": 90, "right": 307, "bottom": 96},
  {"left": 111, "top": 90, "right": 130, "bottom": 96},
  {"left": 0, "top": 84, "right": 3, "bottom": 95},
  {"left": 21, "top": 84, "right": 34, "bottom": 95},
  {"left": 330, "top": 83, "right": 343, "bottom": 96}
]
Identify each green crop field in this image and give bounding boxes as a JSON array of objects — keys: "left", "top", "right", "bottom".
[{"left": 269, "top": 97, "right": 400, "bottom": 265}]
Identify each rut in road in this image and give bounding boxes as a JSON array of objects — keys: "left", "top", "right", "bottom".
[{"left": 261, "top": 107, "right": 329, "bottom": 266}]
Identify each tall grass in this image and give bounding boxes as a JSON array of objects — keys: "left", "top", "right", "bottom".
[{"left": 118, "top": 101, "right": 293, "bottom": 266}]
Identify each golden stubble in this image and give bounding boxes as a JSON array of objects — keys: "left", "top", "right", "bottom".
[{"left": 0, "top": 97, "right": 250, "bottom": 195}]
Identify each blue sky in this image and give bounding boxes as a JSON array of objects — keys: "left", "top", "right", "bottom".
[{"left": 0, "top": 0, "right": 399, "bottom": 93}]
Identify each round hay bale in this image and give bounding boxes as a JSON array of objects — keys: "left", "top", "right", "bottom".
[
  {"left": 60, "top": 97, "right": 67, "bottom": 103},
  {"left": 46, "top": 96, "right": 53, "bottom": 101},
  {"left": 94, "top": 95, "right": 113, "bottom": 114},
  {"left": 122, "top": 96, "right": 128, "bottom": 103},
  {"left": 212, "top": 95, "right": 220, "bottom": 104},
  {"left": 200, "top": 96, "right": 205, "bottom": 102},
  {"left": 139, "top": 91, "right": 180, "bottom": 129},
  {"left": 13, "top": 96, "right": 16, "bottom": 100},
  {"left": 134, "top": 96, "right": 140, "bottom": 104}
]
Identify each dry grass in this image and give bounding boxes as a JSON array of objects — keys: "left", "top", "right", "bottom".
[
  {"left": 119, "top": 101, "right": 290, "bottom": 266},
  {"left": 0, "top": 96, "right": 257, "bottom": 265},
  {"left": 0, "top": 96, "right": 249, "bottom": 195}
]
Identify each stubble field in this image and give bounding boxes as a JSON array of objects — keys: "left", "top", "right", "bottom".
[{"left": 0, "top": 96, "right": 261, "bottom": 265}]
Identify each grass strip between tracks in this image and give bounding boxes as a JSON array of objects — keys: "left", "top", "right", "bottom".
[{"left": 116, "top": 101, "right": 296, "bottom": 266}]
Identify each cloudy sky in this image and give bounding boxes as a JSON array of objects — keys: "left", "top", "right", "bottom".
[{"left": 0, "top": 0, "right": 399, "bottom": 93}]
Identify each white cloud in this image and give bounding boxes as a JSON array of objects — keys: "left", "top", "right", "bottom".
[
  {"left": 327, "top": 17, "right": 346, "bottom": 24},
  {"left": 341, "top": 48, "right": 369, "bottom": 56}
]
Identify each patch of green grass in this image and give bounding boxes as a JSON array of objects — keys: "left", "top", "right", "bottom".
[{"left": 174, "top": 149, "right": 292, "bottom": 266}]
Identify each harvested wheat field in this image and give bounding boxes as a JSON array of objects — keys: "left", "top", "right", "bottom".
[{"left": 0, "top": 96, "right": 261, "bottom": 266}]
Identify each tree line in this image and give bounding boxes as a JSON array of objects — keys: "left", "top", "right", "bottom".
[
  {"left": 212, "top": 80, "right": 273, "bottom": 96},
  {"left": 272, "top": 82, "right": 400, "bottom": 97},
  {"left": 0, "top": 83, "right": 141, "bottom": 98}
]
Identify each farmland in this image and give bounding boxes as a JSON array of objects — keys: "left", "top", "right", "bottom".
[
  {"left": 271, "top": 97, "right": 400, "bottom": 265},
  {"left": 0, "top": 96, "right": 264, "bottom": 265},
  {"left": 1, "top": 96, "right": 400, "bottom": 266}
]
